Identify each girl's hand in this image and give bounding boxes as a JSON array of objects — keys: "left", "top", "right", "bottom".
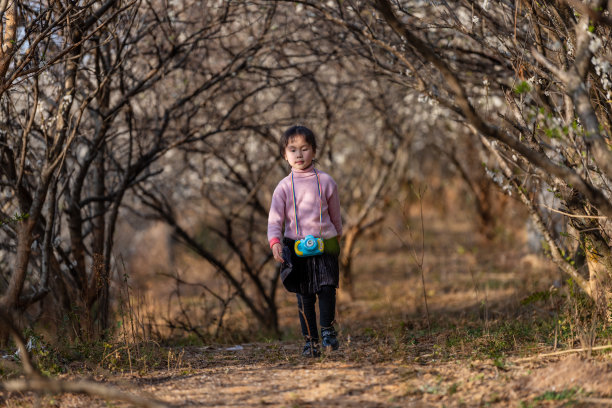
[{"left": 272, "top": 243, "right": 284, "bottom": 263}]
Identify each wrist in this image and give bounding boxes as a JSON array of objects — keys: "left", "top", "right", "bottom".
[{"left": 269, "top": 238, "right": 281, "bottom": 248}]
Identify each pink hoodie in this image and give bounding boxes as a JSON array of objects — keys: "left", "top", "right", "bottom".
[{"left": 268, "top": 165, "right": 342, "bottom": 248}]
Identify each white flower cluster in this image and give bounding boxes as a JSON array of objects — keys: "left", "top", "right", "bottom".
[
  {"left": 566, "top": 39, "right": 574, "bottom": 57},
  {"left": 417, "top": 93, "right": 437, "bottom": 106},
  {"left": 485, "top": 167, "right": 504, "bottom": 186},
  {"left": 485, "top": 167, "right": 513, "bottom": 196},
  {"left": 587, "top": 29, "right": 611, "bottom": 91},
  {"left": 589, "top": 36, "right": 602, "bottom": 54},
  {"left": 592, "top": 56, "right": 612, "bottom": 91}
]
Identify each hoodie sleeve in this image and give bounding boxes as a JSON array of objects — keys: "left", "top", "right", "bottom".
[
  {"left": 267, "top": 182, "right": 286, "bottom": 247},
  {"left": 327, "top": 178, "right": 343, "bottom": 238}
]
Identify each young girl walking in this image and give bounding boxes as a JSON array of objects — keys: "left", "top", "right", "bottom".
[{"left": 268, "top": 125, "right": 343, "bottom": 357}]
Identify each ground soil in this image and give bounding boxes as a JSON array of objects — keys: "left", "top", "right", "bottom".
[{"left": 3, "top": 211, "right": 612, "bottom": 407}]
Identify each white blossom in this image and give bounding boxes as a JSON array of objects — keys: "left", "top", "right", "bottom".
[
  {"left": 566, "top": 39, "right": 574, "bottom": 56},
  {"left": 589, "top": 36, "right": 602, "bottom": 53},
  {"left": 592, "top": 56, "right": 612, "bottom": 90},
  {"left": 418, "top": 94, "right": 430, "bottom": 104},
  {"left": 502, "top": 184, "right": 513, "bottom": 196},
  {"left": 485, "top": 168, "right": 504, "bottom": 186}
]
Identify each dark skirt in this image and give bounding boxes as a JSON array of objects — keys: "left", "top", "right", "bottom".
[{"left": 280, "top": 237, "right": 339, "bottom": 295}]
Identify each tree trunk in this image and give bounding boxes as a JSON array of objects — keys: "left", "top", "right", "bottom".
[{"left": 340, "top": 226, "right": 360, "bottom": 300}]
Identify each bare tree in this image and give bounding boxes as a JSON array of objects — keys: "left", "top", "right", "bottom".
[
  {"left": 0, "top": 1, "right": 278, "bottom": 341},
  {"left": 280, "top": 0, "right": 612, "bottom": 304},
  {"left": 0, "top": 0, "right": 125, "bottom": 340}
]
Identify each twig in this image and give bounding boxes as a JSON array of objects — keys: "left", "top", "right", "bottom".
[
  {"left": 469, "top": 268, "right": 489, "bottom": 330},
  {"left": 390, "top": 186, "right": 431, "bottom": 333},
  {"left": 297, "top": 294, "right": 316, "bottom": 357},
  {"left": 575, "top": 397, "right": 612, "bottom": 405},
  {"left": 0, "top": 378, "right": 171, "bottom": 408},
  {"left": 539, "top": 204, "right": 608, "bottom": 219},
  {"left": 514, "top": 344, "right": 612, "bottom": 362}
]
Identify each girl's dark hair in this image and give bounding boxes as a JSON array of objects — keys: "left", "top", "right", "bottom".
[{"left": 280, "top": 125, "right": 317, "bottom": 157}]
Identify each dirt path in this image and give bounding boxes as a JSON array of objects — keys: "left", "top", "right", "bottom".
[{"left": 36, "top": 341, "right": 612, "bottom": 407}]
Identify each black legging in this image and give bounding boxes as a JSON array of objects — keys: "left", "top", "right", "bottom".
[{"left": 296, "top": 285, "right": 336, "bottom": 341}]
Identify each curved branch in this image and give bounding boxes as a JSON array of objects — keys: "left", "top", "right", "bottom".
[
  {"left": 480, "top": 136, "right": 591, "bottom": 294},
  {"left": 0, "top": 378, "right": 172, "bottom": 408},
  {"left": 0, "top": 0, "right": 16, "bottom": 78},
  {"left": 373, "top": 0, "right": 612, "bottom": 217}
]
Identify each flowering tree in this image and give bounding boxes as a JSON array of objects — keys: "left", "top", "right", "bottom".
[
  {"left": 0, "top": 0, "right": 413, "bottom": 339},
  {"left": 5, "top": 0, "right": 611, "bottom": 342},
  {"left": 0, "top": 1, "right": 277, "bottom": 340},
  {"left": 133, "top": 2, "right": 413, "bottom": 330},
  {"left": 0, "top": 0, "right": 125, "bottom": 339},
  {"left": 283, "top": 0, "right": 612, "bottom": 303}
]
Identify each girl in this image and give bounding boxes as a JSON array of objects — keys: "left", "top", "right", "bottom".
[{"left": 268, "top": 125, "right": 343, "bottom": 357}]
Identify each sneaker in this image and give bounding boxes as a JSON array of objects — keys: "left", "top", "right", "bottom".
[
  {"left": 302, "top": 338, "right": 320, "bottom": 357},
  {"left": 321, "top": 326, "right": 339, "bottom": 351}
]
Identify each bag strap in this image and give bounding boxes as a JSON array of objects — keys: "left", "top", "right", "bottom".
[{"left": 291, "top": 168, "right": 323, "bottom": 238}]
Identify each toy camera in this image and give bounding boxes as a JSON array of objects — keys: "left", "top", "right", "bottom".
[{"left": 294, "top": 235, "right": 324, "bottom": 257}]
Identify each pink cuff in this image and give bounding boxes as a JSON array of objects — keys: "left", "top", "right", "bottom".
[{"left": 269, "top": 238, "right": 281, "bottom": 248}]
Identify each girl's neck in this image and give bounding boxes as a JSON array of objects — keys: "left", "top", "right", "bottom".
[{"left": 292, "top": 164, "right": 315, "bottom": 174}]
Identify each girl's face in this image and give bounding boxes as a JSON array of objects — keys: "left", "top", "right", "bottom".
[{"left": 284, "top": 134, "right": 315, "bottom": 171}]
